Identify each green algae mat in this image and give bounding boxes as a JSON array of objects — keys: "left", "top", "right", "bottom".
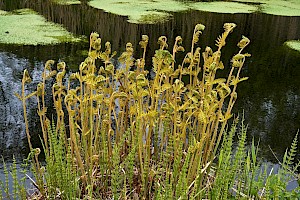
[
  {"left": 0, "top": 9, "right": 81, "bottom": 45},
  {"left": 88, "top": 0, "right": 300, "bottom": 24},
  {"left": 53, "top": 0, "right": 81, "bottom": 5},
  {"left": 284, "top": 40, "right": 300, "bottom": 53},
  {"left": 233, "top": 0, "right": 300, "bottom": 16},
  {"left": 191, "top": 2, "right": 257, "bottom": 14},
  {"left": 88, "top": 0, "right": 188, "bottom": 24}
]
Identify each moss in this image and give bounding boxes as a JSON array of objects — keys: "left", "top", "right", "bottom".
[
  {"left": 284, "top": 40, "right": 300, "bottom": 53},
  {"left": 0, "top": 9, "right": 82, "bottom": 45},
  {"left": 52, "top": 0, "right": 81, "bottom": 5}
]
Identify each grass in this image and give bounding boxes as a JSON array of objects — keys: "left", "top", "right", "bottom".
[{"left": 1, "top": 22, "right": 299, "bottom": 199}]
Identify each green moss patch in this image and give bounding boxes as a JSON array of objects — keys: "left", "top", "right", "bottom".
[
  {"left": 0, "top": 9, "right": 81, "bottom": 45},
  {"left": 284, "top": 40, "right": 300, "bottom": 52},
  {"left": 53, "top": 0, "right": 81, "bottom": 5}
]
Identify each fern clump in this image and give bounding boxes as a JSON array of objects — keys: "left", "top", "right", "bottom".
[
  {"left": 212, "top": 122, "right": 300, "bottom": 199},
  {"left": 2, "top": 22, "right": 298, "bottom": 199}
]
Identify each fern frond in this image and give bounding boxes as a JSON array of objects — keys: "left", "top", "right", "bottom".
[
  {"left": 215, "top": 33, "right": 227, "bottom": 48},
  {"left": 223, "top": 23, "right": 236, "bottom": 33},
  {"left": 285, "top": 132, "right": 298, "bottom": 166}
]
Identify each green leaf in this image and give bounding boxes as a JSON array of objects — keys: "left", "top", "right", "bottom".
[
  {"left": 161, "top": 83, "right": 172, "bottom": 92},
  {"left": 114, "top": 92, "right": 128, "bottom": 99}
]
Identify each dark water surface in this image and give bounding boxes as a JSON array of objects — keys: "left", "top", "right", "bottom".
[{"left": 0, "top": 0, "right": 300, "bottom": 163}]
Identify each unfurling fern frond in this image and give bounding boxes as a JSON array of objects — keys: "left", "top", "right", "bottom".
[
  {"left": 223, "top": 23, "right": 236, "bottom": 33},
  {"left": 215, "top": 33, "right": 227, "bottom": 48},
  {"left": 237, "top": 36, "right": 250, "bottom": 49},
  {"left": 215, "top": 23, "right": 236, "bottom": 49},
  {"left": 158, "top": 36, "right": 168, "bottom": 50}
]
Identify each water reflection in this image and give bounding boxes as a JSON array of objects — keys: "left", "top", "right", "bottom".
[
  {"left": 0, "top": 0, "right": 299, "bottom": 161},
  {"left": 0, "top": 52, "right": 43, "bottom": 158}
]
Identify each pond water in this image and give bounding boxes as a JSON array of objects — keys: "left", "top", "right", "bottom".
[{"left": 0, "top": 0, "right": 299, "bottom": 164}]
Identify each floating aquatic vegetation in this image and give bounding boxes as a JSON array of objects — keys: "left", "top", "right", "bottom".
[
  {"left": 233, "top": 0, "right": 300, "bottom": 16},
  {"left": 134, "top": 11, "right": 171, "bottom": 24},
  {"left": 193, "top": 0, "right": 300, "bottom": 16},
  {"left": 88, "top": 0, "right": 300, "bottom": 24},
  {"left": 52, "top": 0, "right": 81, "bottom": 5},
  {"left": 260, "top": 0, "right": 300, "bottom": 16},
  {"left": 284, "top": 40, "right": 300, "bottom": 53},
  {"left": 0, "top": 9, "right": 81, "bottom": 45},
  {"left": 88, "top": 0, "right": 188, "bottom": 24},
  {"left": 190, "top": 1, "right": 257, "bottom": 14},
  {"left": 0, "top": 10, "right": 7, "bottom": 15}
]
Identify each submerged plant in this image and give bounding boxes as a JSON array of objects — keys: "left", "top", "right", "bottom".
[{"left": 9, "top": 22, "right": 298, "bottom": 199}]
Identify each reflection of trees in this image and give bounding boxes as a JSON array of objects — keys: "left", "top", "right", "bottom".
[
  {"left": 2, "top": 0, "right": 300, "bottom": 66},
  {"left": 0, "top": 0, "right": 24, "bottom": 11},
  {"left": 235, "top": 42, "right": 300, "bottom": 161},
  {"left": 0, "top": 52, "right": 44, "bottom": 158},
  {"left": 235, "top": 87, "right": 300, "bottom": 162},
  {"left": 0, "top": 0, "right": 299, "bottom": 160}
]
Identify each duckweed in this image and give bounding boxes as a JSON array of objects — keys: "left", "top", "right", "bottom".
[
  {"left": 284, "top": 40, "right": 300, "bottom": 53},
  {"left": 52, "top": 0, "right": 81, "bottom": 5},
  {"left": 233, "top": 0, "right": 300, "bottom": 16},
  {"left": 191, "top": 1, "right": 257, "bottom": 14},
  {"left": 88, "top": 0, "right": 188, "bottom": 24},
  {"left": 0, "top": 9, "right": 81, "bottom": 45},
  {"left": 88, "top": 0, "right": 300, "bottom": 24}
]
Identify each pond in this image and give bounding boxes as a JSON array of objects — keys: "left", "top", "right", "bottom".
[{"left": 0, "top": 0, "right": 299, "bottom": 165}]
